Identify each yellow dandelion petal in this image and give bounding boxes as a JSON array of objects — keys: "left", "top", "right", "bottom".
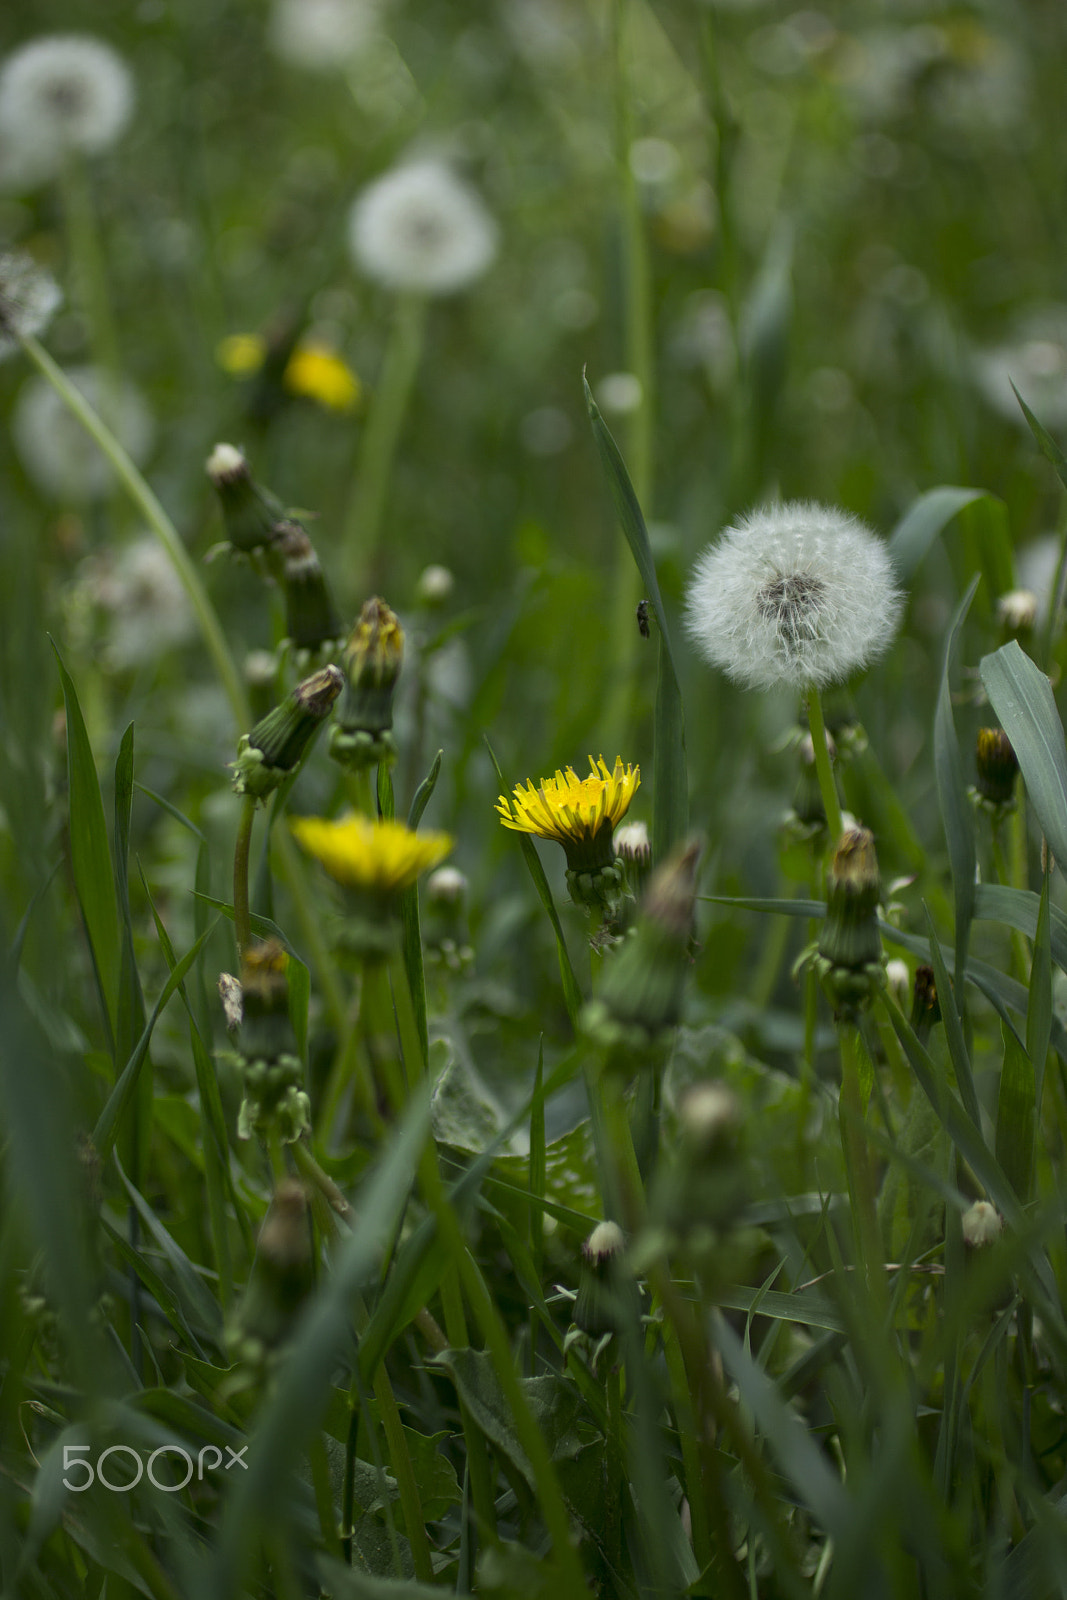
[
  {"left": 284, "top": 343, "right": 361, "bottom": 413},
  {"left": 495, "top": 755, "right": 640, "bottom": 872},
  {"left": 291, "top": 812, "right": 452, "bottom": 894}
]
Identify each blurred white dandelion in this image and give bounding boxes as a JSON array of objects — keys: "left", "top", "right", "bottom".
[
  {"left": 0, "top": 34, "right": 134, "bottom": 185},
  {"left": 13, "top": 365, "right": 154, "bottom": 503},
  {"left": 974, "top": 308, "right": 1067, "bottom": 432},
  {"left": 348, "top": 158, "right": 498, "bottom": 295},
  {"left": 76, "top": 536, "right": 196, "bottom": 670},
  {"left": 0, "top": 250, "right": 62, "bottom": 359},
  {"left": 268, "top": 0, "right": 385, "bottom": 71},
  {"left": 685, "top": 501, "right": 903, "bottom": 692}
]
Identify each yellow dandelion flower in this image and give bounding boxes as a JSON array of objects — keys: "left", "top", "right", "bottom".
[
  {"left": 283, "top": 342, "right": 361, "bottom": 413},
  {"left": 216, "top": 332, "right": 267, "bottom": 377},
  {"left": 496, "top": 756, "right": 640, "bottom": 875},
  {"left": 291, "top": 813, "right": 452, "bottom": 896}
]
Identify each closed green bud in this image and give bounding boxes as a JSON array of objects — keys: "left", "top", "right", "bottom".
[
  {"left": 206, "top": 442, "right": 286, "bottom": 554},
  {"left": 232, "top": 664, "right": 343, "bottom": 798},
  {"left": 584, "top": 840, "right": 700, "bottom": 1051},
  {"left": 814, "top": 827, "right": 884, "bottom": 1014},
  {"left": 330, "top": 597, "right": 405, "bottom": 770},
  {"left": 573, "top": 1220, "right": 630, "bottom": 1339},
  {"left": 227, "top": 1180, "right": 314, "bottom": 1362},
  {"left": 235, "top": 940, "right": 310, "bottom": 1142},
  {"left": 973, "top": 727, "right": 1018, "bottom": 812},
  {"left": 652, "top": 1081, "right": 746, "bottom": 1241},
  {"left": 277, "top": 522, "right": 344, "bottom": 655},
  {"left": 910, "top": 963, "right": 941, "bottom": 1043}
]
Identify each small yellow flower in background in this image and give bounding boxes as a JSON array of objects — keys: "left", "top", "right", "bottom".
[
  {"left": 497, "top": 756, "right": 640, "bottom": 878},
  {"left": 283, "top": 342, "right": 361, "bottom": 412},
  {"left": 216, "top": 332, "right": 268, "bottom": 376},
  {"left": 291, "top": 813, "right": 452, "bottom": 895}
]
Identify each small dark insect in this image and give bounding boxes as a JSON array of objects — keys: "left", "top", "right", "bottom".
[{"left": 636, "top": 599, "right": 651, "bottom": 638}]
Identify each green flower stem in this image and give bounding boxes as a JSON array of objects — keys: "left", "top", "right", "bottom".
[
  {"left": 23, "top": 333, "right": 348, "bottom": 1032},
  {"left": 601, "top": 0, "right": 654, "bottom": 758},
  {"left": 233, "top": 795, "right": 257, "bottom": 957},
  {"left": 838, "top": 1024, "right": 885, "bottom": 1313},
  {"left": 22, "top": 334, "right": 249, "bottom": 725},
  {"left": 990, "top": 824, "right": 1031, "bottom": 981},
  {"left": 372, "top": 1363, "right": 436, "bottom": 1583},
  {"left": 806, "top": 685, "right": 843, "bottom": 844},
  {"left": 60, "top": 154, "right": 122, "bottom": 395},
  {"left": 342, "top": 292, "right": 427, "bottom": 597},
  {"left": 290, "top": 1140, "right": 353, "bottom": 1225}
]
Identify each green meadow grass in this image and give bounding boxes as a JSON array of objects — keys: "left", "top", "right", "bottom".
[{"left": 4, "top": 2, "right": 1067, "bottom": 1596}]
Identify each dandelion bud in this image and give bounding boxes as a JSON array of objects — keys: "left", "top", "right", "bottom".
[
  {"left": 206, "top": 442, "right": 286, "bottom": 554},
  {"left": 973, "top": 727, "right": 1018, "bottom": 812},
  {"left": 996, "top": 589, "right": 1037, "bottom": 639},
  {"left": 276, "top": 522, "right": 343, "bottom": 655},
  {"left": 652, "top": 1080, "right": 746, "bottom": 1241},
  {"left": 232, "top": 665, "right": 343, "bottom": 799},
  {"left": 815, "top": 828, "right": 884, "bottom": 1013},
  {"left": 330, "top": 598, "right": 404, "bottom": 771},
  {"left": 424, "top": 865, "right": 472, "bottom": 974},
  {"left": 584, "top": 840, "right": 700, "bottom": 1051},
  {"left": 910, "top": 964, "right": 941, "bottom": 1042},
  {"left": 573, "top": 1220, "right": 630, "bottom": 1338},
  {"left": 228, "top": 1180, "right": 314, "bottom": 1362},
  {"left": 614, "top": 819, "right": 652, "bottom": 896},
  {"left": 234, "top": 941, "right": 309, "bottom": 1142},
  {"left": 885, "top": 958, "right": 910, "bottom": 1010},
  {"left": 961, "top": 1199, "right": 1003, "bottom": 1250}
]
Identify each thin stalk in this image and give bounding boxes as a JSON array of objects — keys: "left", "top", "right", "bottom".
[
  {"left": 372, "top": 1362, "right": 436, "bottom": 1583},
  {"left": 233, "top": 794, "right": 257, "bottom": 957},
  {"left": 22, "top": 333, "right": 349, "bottom": 1031},
  {"left": 604, "top": 1363, "right": 624, "bottom": 1575},
  {"left": 342, "top": 293, "right": 427, "bottom": 596},
  {"left": 1038, "top": 499, "right": 1067, "bottom": 668},
  {"left": 60, "top": 153, "right": 122, "bottom": 391},
  {"left": 990, "top": 824, "right": 1031, "bottom": 981},
  {"left": 806, "top": 685, "right": 843, "bottom": 843},
  {"left": 838, "top": 1024, "right": 885, "bottom": 1316},
  {"left": 602, "top": 0, "right": 655, "bottom": 758}
]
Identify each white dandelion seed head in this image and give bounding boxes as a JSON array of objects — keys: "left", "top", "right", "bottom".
[
  {"left": 348, "top": 159, "right": 498, "bottom": 296},
  {"left": 0, "top": 250, "right": 62, "bottom": 359},
  {"left": 14, "top": 365, "right": 154, "bottom": 503},
  {"left": 78, "top": 536, "right": 196, "bottom": 670},
  {"left": 0, "top": 35, "right": 134, "bottom": 182},
  {"left": 268, "top": 0, "right": 385, "bottom": 70},
  {"left": 685, "top": 501, "right": 903, "bottom": 692}
]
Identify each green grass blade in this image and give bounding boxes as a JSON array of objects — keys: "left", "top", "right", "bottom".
[
  {"left": 979, "top": 640, "right": 1067, "bottom": 868},
  {"left": 486, "top": 736, "right": 584, "bottom": 1030},
  {"left": 995, "top": 1022, "right": 1035, "bottom": 1203},
  {"left": 922, "top": 903, "right": 981, "bottom": 1129},
  {"left": 934, "top": 576, "right": 979, "bottom": 983},
  {"left": 1027, "top": 872, "right": 1053, "bottom": 1113},
  {"left": 974, "top": 882, "right": 1067, "bottom": 975},
  {"left": 52, "top": 639, "right": 121, "bottom": 1044},
  {"left": 1012, "top": 380, "right": 1067, "bottom": 495},
  {"left": 93, "top": 918, "right": 220, "bottom": 1161},
  {"left": 407, "top": 749, "right": 442, "bottom": 829},
  {"left": 204, "top": 1090, "right": 431, "bottom": 1599},
  {"left": 583, "top": 374, "right": 688, "bottom": 860},
  {"left": 886, "top": 486, "right": 986, "bottom": 580}
]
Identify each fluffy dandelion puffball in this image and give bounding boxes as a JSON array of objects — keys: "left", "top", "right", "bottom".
[
  {"left": 14, "top": 365, "right": 154, "bottom": 503},
  {"left": 0, "top": 35, "right": 134, "bottom": 183},
  {"left": 348, "top": 159, "right": 498, "bottom": 296},
  {"left": 268, "top": 0, "right": 384, "bottom": 70},
  {"left": 685, "top": 501, "right": 902, "bottom": 692},
  {"left": 0, "top": 251, "right": 62, "bottom": 359}
]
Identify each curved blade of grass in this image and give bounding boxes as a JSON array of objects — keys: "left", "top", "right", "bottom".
[
  {"left": 1028, "top": 872, "right": 1053, "bottom": 1112},
  {"left": 486, "top": 736, "right": 583, "bottom": 1030},
  {"left": 93, "top": 918, "right": 219, "bottom": 1161},
  {"left": 887, "top": 486, "right": 987, "bottom": 580},
  {"left": 974, "top": 882, "right": 1067, "bottom": 974},
  {"left": 408, "top": 748, "right": 443, "bottom": 830},
  {"left": 52, "top": 639, "right": 120, "bottom": 1045},
  {"left": 980, "top": 640, "right": 1067, "bottom": 868},
  {"left": 935, "top": 576, "right": 979, "bottom": 984},
  {"left": 995, "top": 1022, "right": 1035, "bottom": 1203},
  {"left": 204, "top": 1091, "right": 431, "bottom": 1600},
  {"left": 922, "top": 903, "right": 980, "bottom": 1129},
  {"left": 584, "top": 374, "right": 687, "bottom": 860},
  {"left": 1012, "top": 381, "right": 1067, "bottom": 493}
]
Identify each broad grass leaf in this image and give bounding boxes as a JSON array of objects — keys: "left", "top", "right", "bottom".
[
  {"left": 980, "top": 641, "right": 1067, "bottom": 868},
  {"left": 934, "top": 576, "right": 979, "bottom": 982},
  {"left": 887, "top": 487, "right": 987, "bottom": 580},
  {"left": 52, "top": 640, "right": 121, "bottom": 1044}
]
